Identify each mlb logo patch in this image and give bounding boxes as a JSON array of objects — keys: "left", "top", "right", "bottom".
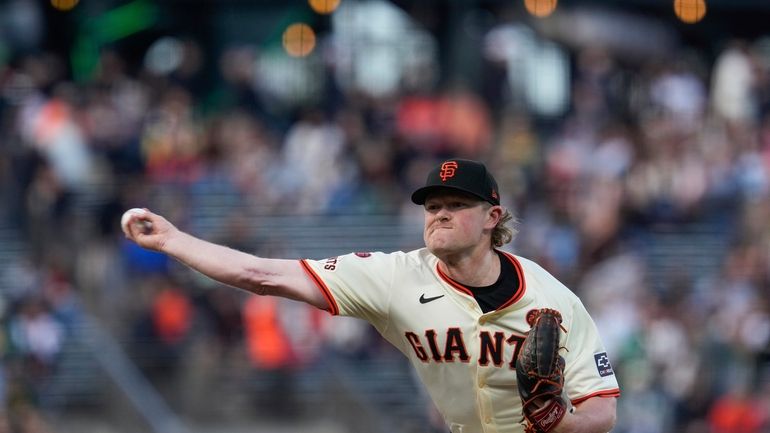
[{"left": 594, "top": 352, "right": 614, "bottom": 377}]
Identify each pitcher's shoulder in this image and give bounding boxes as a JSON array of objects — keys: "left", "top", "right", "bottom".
[{"left": 399, "top": 248, "right": 439, "bottom": 268}]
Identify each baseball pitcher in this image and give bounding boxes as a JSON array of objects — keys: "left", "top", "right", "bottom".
[{"left": 123, "top": 159, "right": 620, "bottom": 433}]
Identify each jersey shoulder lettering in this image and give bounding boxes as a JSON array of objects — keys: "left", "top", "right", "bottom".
[{"left": 301, "top": 250, "right": 428, "bottom": 327}]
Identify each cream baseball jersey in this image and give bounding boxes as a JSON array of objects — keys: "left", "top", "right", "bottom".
[{"left": 300, "top": 248, "right": 620, "bottom": 433}]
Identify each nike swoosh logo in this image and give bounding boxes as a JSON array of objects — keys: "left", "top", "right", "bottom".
[{"left": 419, "top": 294, "right": 445, "bottom": 304}]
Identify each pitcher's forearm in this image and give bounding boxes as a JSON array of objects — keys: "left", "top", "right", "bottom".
[
  {"left": 553, "top": 397, "right": 617, "bottom": 433},
  {"left": 159, "top": 230, "right": 327, "bottom": 308},
  {"left": 162, "top": 231, "right": 268, "bottom": 292}
]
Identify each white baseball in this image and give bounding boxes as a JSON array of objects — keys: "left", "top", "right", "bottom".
[{"left": 121, "top": 208, "right": 152, "bottom": 234}]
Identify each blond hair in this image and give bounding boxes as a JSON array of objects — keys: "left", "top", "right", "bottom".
[{"left": 492, "top": 209, "right": 516, "bottom": 247}]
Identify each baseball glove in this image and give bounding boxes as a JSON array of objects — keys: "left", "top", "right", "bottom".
[{"left": 516, "top": 308, "right": 567, "bottom": 433}]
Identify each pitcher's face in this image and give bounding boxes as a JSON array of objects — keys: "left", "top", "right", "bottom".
[{"left": 423, "top": 190, "right": 495, "bottom": 257}]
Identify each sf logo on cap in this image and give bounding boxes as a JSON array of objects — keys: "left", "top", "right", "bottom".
[{"left": 440, "top": 161, "right": 458, "bottom": 181}]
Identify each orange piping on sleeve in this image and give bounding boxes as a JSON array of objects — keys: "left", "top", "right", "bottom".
[
  {"left": 299, "top": 259, "right": 340, "bottom": 315},
  {"left": 570, "top": 388, "right": 621, "bottom": 406}
]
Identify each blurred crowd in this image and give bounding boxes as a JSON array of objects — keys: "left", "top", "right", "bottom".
[{"left": 1, "top": 4, "right": 770, "bottom": 433}]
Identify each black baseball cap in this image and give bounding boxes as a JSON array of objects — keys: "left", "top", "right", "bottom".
[{"left": 411, "top": 159, "right": 500, "bottom": 206}]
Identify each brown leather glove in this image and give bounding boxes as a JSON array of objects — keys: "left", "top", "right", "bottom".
[{"left": 515, "top": 309, "right": 567, "bottom": 433}]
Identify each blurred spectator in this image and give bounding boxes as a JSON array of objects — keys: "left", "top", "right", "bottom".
[
  {"left": 7, "top": 297, "right": 63, "bottom": 385},
  {"left": 16, "top": 55, "right": 93, "bottom": 191},
  {"left": 708, "top": 384, "right": 769, "bottom": 433},
  {"left": 243, "top": 296, "right": 294, "bottom": 417},
  {"left": 712, "top": 41, "right": 759, "bottom": 127},
  {"left": 649, "top": 58, "right": 707, "bottom": 130},
  {"left": 275, "top": 107, "right": 354, "bottom": 213},
  {"left": 141, "top": 85, "right": 204, "bottom": 183},
  {"left": 151, "top": 285, "right": 193, "bottom": 346},
  {"left": 129, "top": 277, "right": 193, "bottom": 391}
]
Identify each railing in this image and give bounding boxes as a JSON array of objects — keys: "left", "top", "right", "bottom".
[{"left": 39, "top": 302, "right": 190, "bottom": 433}]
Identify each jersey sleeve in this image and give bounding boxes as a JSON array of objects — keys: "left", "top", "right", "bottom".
[
  {"left": 300, "top": 252, "right": 396, "bottom": 328},
  {"left": 562, "top": 298, "right": 621, "bottom": 405}
]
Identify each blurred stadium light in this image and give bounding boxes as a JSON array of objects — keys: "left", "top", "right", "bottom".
[
  {"left": 673, "top": 0, "right": 707, "bottom": 24},
  {"left": 309, "top": 0, "right": 342, "bottom": 15}
]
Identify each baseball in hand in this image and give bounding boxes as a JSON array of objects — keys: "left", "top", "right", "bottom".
[{"left": 121, "top": 208, "right": 153, "bottom": 235}]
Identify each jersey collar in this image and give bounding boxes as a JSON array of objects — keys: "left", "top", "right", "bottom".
[{"left": 435, "top": 250, "right": 526, "bottom": 311}]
